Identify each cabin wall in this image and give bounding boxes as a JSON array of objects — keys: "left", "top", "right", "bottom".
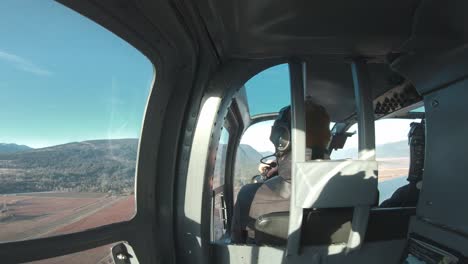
[
  {"left": 393, "top": 45, "right": 468, "bottom": 257},
  {"left": 413, "top": 76, "right": 468, "bottom": 256}
]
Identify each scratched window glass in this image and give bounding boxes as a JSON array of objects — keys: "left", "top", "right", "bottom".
[{"left": 0, "top": 0, "right": 153, "bottom": 242}]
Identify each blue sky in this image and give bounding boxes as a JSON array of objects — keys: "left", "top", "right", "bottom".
[
  {"left": 245, "top": 64, "right": 291, "bottom": 116},
  {"left": 0, "top": 1, "right": 154, "bottom": 148}
]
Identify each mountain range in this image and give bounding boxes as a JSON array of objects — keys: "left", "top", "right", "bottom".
[
  {"left": 0, "top": 140, "right": 264, "bottom": 194},
  {"left": 0, "top": 143, "right": 33, "bottom": 153},
  {"left": 331, "top": 140, "right": 409, "bottom": 160},
  {"left": 0, "top": 139, "right": 409, "bottom": 194},
  {"left": 234, "top": 144, "right": 265, "bottom": 185},
  {"left": 0, "top": 139, "right": 137, "bottom": 194}
]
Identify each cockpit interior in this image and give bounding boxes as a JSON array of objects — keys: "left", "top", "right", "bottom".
[{"left": 1, "top": 0, "right": 467, "bottom": 263}]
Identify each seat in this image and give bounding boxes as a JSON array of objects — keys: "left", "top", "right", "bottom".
[{"left": 254, "top": 207, "right": 416, "bottom": 246}]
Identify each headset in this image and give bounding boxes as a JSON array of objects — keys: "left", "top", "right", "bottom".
[
  {"left": 255, "top": 106, "right": 291, "bottom": 176},
  {"left": 269, "top": 106, "right": 291, "bottom": 155}
]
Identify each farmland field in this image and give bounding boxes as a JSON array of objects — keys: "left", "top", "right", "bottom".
[
  {"left": 0, "top": 192, "right": 134, "bottom": 263},
  {"left": 377, "top": 157, "right": 409, "bottom": 181}
]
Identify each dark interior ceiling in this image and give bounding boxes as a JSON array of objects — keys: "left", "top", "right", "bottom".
[
  {"left": 197, "top": 0, "right": 422, "bottom": 59},
  {"left": 194, "top": 0, "right": 468, "bottom": 122},
  {"left": 196, "top": 0, "right": 468, "bottom": 59}
]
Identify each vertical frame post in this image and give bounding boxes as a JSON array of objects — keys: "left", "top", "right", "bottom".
[
  {"left": 224, "top": 106, "right": 242, "bottom": 235},
  {"left": 286, "top": 60, "right": 307, "bottom": 256},
  {"left": 352, "top": 59, "right": 376, "bottom": 160},
  {"left": 346, "top": 59, "right": 376, "bottom": 252}
]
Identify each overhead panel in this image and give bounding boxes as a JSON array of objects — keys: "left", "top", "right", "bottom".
[{"left": 197, "top": 0, "right": 419, "bottom": 58}]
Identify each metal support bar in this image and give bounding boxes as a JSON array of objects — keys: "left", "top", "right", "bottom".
[
  {"left": 286, "top": 60, "right": 307, "bottom": 256},
  {"left": 224, "top": 107, "right": 241, "bottom": 234},
  {"left": 346, "top": 59, "right": 376, "bottom": 253},
  {"left": 352, "top": 59, "right": 376, "bottom": 160}
]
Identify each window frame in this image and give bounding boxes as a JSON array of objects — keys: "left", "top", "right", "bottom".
[
  {"left": 179, "top": 60, "right": 287, "bottom": 264},
  {"left": 212, "top": 101, "right": 243, "bottom": 239},
  {"left": 211, "top": 123, "right": 230, "bottom": 241}
]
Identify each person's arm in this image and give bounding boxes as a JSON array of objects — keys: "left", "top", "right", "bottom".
[{"left": 380, "top": 184, "right": 410, "bottom": 207}]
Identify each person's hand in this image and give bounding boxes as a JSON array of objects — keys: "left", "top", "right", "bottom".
[
  {"left": 258, "top": 160, "right": 275, "bottom": 174},
  {"left": 266, "top": 166, "right": 278, "bottom": 178}
]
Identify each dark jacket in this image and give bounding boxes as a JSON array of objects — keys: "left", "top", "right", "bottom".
[
  {"left": 231, "top": 154, "right": 292, "bottom": 243},
  {"left": 380, "top": 183, "right": 420, "bottom": 208}
]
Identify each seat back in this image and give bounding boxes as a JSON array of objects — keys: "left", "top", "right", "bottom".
[{"left": 255, "top": 207, "right": 416, "bottom": 246}]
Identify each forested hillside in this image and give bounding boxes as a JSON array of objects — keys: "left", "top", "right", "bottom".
[
  {"left": 0, "top": 140, "right": 266, "bottom": 194},
  {"left": 0, "top": 139, "right": 138, "bottom": 194}
]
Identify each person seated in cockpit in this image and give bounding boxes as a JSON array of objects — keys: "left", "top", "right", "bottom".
[
  {"left": 380, "top": 120, "right": 425, "bottom": 208},
  {"left": 231, "top": 101, "right": 331, "bottom": 244}
]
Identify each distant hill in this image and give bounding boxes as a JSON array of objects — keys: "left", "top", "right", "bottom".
[
  {"left": 376, "top": 140, "right": 410, "bottom": 158},
  {"left": 331, "top": 140, "right": 409, "bottom": 159},
  {"left": 2, "top": 139, "right": 410, "bottom": 195},
  {"left": 0, "top": 143, "right": 33, "bottom": 153},
  {"left": 234, "top": 144, "right": 264, "bottom": 185},
  {"left": 211, "top": 144, "right": 264, "bottom": 187},
  {"left": 0, "top": 139, "right": 138, "bottom": 194},
  {"left": 260, "top": 151, "right": 275, "bottom": 157},
  {"left": 0, "top": 139, "right": 267, "bottom": 195}
]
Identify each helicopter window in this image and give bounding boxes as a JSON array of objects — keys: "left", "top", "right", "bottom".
[
  {"left": 330, "top": 124, "right": 359, "bottom": 160},
  {"left": 245, "top": 64, "right": 291, "bottom": 116},
  {"left": 376, "top": 117, "right": 423, "bottom": 205},
  {"left": 410, "top": 106, "right": 425, "bottom": 113},
  {"left": 329, "top": 114, "right": 424, "bottom": 206},
  {"left": 211, "top": 127, "right": 230, "bottom": 241},
  {"left": 233, "top": 62, "right": 292, "bottom": 201},
  {"left": 0, "top": 0, "right": 153, "bottom": 245}
]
